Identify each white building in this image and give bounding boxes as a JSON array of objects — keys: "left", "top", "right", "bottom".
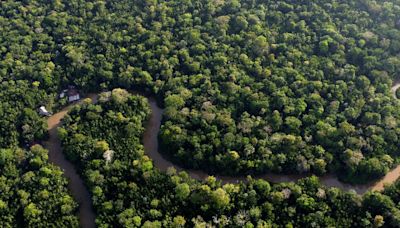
[
  {"left": 39, "top": 106, "right": 51, "bottom": 116},
  {"left": 59, "top": 89, "right": 68, "bottom": 99}
]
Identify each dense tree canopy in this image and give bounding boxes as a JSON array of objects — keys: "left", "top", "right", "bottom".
[
  {"left": 3, "top": 0, "right": 400, "bottom": 181},
  {"left": 3, "top": 0, "right": 400, "bottom": 226},
  {"left": 0, "top": 80, "right": 50, "bottom": 148},
  {"left": 59, "top": 89, "right": 400, "bottom": 227},
  {"left": 0, "top": 145, "right": 78, "bottom": 227}
]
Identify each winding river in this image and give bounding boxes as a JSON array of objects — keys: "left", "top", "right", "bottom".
[
  {"left": 44, "top": 95, "right": 97, "bottom": 228},
  {"left": 44, "top": 85, "right": 400, "bottom": 227},
  {"left": 143, "top": 96, "right": 399, "bottom": 194}
]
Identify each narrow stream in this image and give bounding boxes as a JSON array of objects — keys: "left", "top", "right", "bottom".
[
  {"left": 43, "top": 96, "right": 97, "bottom": 228},
  {"left": 143, "top": 97, "right": 389, "bottom": 194},
  {"left": 144, "top": 80, "right": 400, "bottom": 194},
  {"left": 43, "top": 85, "right": 400, "bottom": 227}
]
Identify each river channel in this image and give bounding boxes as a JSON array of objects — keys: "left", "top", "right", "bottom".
[{"left": 44, "top": 86, "right": 400, "bottom": 227}]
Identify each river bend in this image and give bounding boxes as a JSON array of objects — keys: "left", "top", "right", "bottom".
[{"left": 43, "top": 85, "right": 400, "bottom": 227}]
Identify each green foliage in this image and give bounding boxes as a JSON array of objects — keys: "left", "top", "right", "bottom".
[
  {"left": 175, "top": 183, "right": 191, "bottom": 200},
  {"left": 0, "top": 146, "right": 78, "bottom": 227},
  {"left": 2, "top": 0, "right": 400, "bottom": 181},
  {"left": 3, "top": 0, "right": 400, "bottom": 226},
  {"left": 59, "top": 89, "right": 400, "bottom": 227},
  {"left": 0, "top": 81, "right": 49, "bottom": 147}
]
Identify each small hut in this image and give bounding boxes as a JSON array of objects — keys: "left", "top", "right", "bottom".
[
  {"left": 39, "top": 106, "right": 51, "bottom": 116},
  {"left": 59, "top": 89, "right": 68, "bottom": 99},
  {"left": 67, "top": 86, "right": 80, "bottom": 102}
]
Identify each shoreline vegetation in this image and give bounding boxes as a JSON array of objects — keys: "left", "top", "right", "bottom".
[
  {"left": 46, "top": 89, "right": 400, "bottom": 227},
  {"left": 47, "top": 83, "right": 400, "bottom": 194},
  {"left": 43, "top": 85, "right": 400, "bottom": 226},
  {"left": 3, "top": 0, "right": 400, "bottom": 226}
]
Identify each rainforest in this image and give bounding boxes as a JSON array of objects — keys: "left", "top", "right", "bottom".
[{"left": 2, "top": 0, "right": 400, "bottom": 227}]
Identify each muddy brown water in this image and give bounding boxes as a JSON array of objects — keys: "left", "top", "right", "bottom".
[
  {"left": 391, "top": 81, "right": 400, "bottom": 99},
  {"left": 44, "top": 87, "right": 400, "bottom": 227},
  {"left": 43, "top": 95, "right": 97, "bottom": 228},
  {"left": 143, "top": 96, "right": 392, "bottom": 194},
  {"left": 145, "top": 90, "right": 400, "bottom": 194}
]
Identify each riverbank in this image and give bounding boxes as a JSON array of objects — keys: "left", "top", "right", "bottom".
[
  {"left": 43, "top": 96, "right": 97, "bottom": 228},
  {"left": 43, "top": 84, "right": 400, "bottom": 227},
  {"left": 142, "top": 94, "right": 399, "bottom": 194}
]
